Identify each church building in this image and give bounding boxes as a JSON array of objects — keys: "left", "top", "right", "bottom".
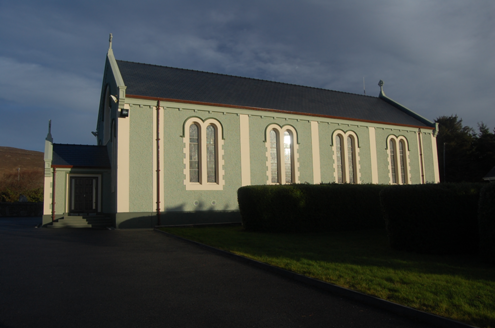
[{"left": 43, "top": 37, "right": 440, "bottom": 229}]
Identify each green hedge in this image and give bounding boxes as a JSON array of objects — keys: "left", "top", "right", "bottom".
[
  {"left": 380, "top": 183, "right": 484, "bottom": 255},
  {"left": 479, "top": 183, "right": 495, "bottom": 263},
  {"left": 0, "top": 187, "right": 43, "bottom": 203},
  {"left": 238, "top": 184, "right": 387, "bottom": 232}
]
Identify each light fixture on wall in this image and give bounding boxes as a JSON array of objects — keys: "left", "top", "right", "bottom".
[
  {"left": 110, "top": 95, "right": 118, "bottom": 103},
  {"left": 120, "top": 108, "right": 129, "bottom": 117}
]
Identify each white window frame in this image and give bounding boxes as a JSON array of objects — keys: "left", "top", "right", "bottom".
[
  {"left": 183, "top": 117, "right": 224, "bottom": 190},
  {"left": 332, "top": 130, "right": 361, "bottom": 184},
  {"left": 386, "top": 135, "right": 411, "bottom": 185},
  {"left": 265, "top": 124, "right": 299, "bottom": 184}
]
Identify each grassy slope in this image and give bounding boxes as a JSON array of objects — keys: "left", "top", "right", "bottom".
[
  {"left": 161, "top": 226, "right": 495, "bottom": 328},
  {"left": 0, "top": 147, "right": 43, "bottom": 176}
]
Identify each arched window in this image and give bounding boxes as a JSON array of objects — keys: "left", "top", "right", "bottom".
[
  {"left": 399, "top": 140, "right": 407, "bottom": 184},
  {"left": 206, "top": 125, "right": 217, "bottom": 183},
  {"left": 336, "top": 135, "right": 344, "bottom": 183},
  {"left": 270, "top": 130, "right": 279, "bottom": 183},
  {"left": 333, "top": 131, "right": 359, "bottom": 184},
  {"left": 189, "top": 124, "right": 200, "bottom": 183},
  {"left": 265, "top": 125, "right": 298, "bottom": 184},
  {"left": 387, "top": 136, "right": 409, "bottom": 184},
  {"left": 389, "top": 139, "right": 397, "bottom": 184},
  {"left": 284, "top": 131, "right": 293, "bottom": 184},
  {"left": 347, "top": 135, "right": 356, "bottom": 184},
  {"left": 183, "top": 117, "right": 224, "bottom": 190}
]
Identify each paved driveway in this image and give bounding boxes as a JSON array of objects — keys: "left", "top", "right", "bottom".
[{"left": 0, "top": 217, "right": 433, "bottom": 328}]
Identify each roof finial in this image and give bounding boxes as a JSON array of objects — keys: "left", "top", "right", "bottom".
[
  {"left": 378, "top": 80, "right": 385, "bottom": 97},
  {"left": 109, "top": 33, "right": 113, "bottom": 50},
  {"left": 46, "top": 120, "right": 53, "bottom": 142}
]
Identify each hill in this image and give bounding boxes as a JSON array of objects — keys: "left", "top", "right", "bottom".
[
  {"left": 0, "top": 147, "right": 44, "bottom": 198},
  {"left": 0, "top": 146, "right": 44, "bottom": 176}
]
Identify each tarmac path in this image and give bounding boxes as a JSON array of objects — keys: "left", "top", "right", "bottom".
[{"left": 0, "top": 217, "right": 434, "bottom": 328}]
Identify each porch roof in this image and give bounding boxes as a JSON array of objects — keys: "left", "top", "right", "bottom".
[{"left": 52, "top": 144, "right": 110, "bottom": 168}]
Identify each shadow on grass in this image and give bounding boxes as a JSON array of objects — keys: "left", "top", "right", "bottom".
[
  {"left": 161, "top": 226, "right": 495, "bottom": 328},
  {"left": 163, "top": 226, "right": 494, "bottom": 280}
]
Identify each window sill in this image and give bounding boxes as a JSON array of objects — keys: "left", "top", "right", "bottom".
[{"left": 185, "top": 183, "right": 224, "bottom": 191}]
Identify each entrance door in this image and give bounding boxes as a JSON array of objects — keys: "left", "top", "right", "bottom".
[{"left": 70, "top": 177, "right": 98, "bottom": 214}]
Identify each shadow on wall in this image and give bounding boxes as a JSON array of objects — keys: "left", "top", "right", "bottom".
[{"left": 117, "top": 201, "right": 241, "bottom": 229}]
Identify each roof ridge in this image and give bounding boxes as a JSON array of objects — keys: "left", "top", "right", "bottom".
[{"left": 116, "top": 59, "right": 377, "bottom": 99}]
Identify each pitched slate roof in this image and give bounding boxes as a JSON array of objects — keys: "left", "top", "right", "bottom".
[
  {"left": 117, "top": 60, "right": 432, "bottom": 128},
  {"left": 52, "top": 144, "right": 110, "bottom": 168}
]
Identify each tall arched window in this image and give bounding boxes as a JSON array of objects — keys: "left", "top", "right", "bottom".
[
  {"left": 189, "top": 124, "right": 200, "bottom": 183},
  {"left": 333, "top": 131, "right": 359, "bottom": 184},
  {"left": 183, "top": 117, "right": 224, "bottom": 190},
  {"left": 206, "top": 125, "right": 217, "bottom": 183},
  {"left": 399, "top": 140, "right": 406, "bottom": 184},
  {"left": 347, "top": 135, "right": 356, "bottom": 184},
  {"left": 270, "top": 130, "right": 279, "bottom": 183},
  {"left": 284, "top": 131, "right": 293, "bottom": 184},
  {"left": 336, "top": 135, "right": 344, "bottom": 183},
  {"left": 266, "top": 125, "right": 298, "bottom": 184},
  {"left": 387, "top": 136, "right": 409, "bottom": 184},
  {"left": 389, "top": 139, "right": 397, "bottom": 184}
]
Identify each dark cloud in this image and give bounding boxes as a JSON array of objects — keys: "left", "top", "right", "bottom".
[{"left": 1, "top": 0, "right": 493, "bottom": 151}]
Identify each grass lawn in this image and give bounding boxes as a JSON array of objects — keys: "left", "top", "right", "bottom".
[{"left": 160, "top": 226, "right": 495, "bottom": 328}]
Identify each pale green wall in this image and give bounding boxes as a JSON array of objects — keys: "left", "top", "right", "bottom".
[
  {"left": 318, "top": 122, "right": 335, "bottom": 183},
  {"left": 53, "top": 168, "right": 67, "bottom": 215},
  {"left": 295, "top": 120, "right": 313, "bottom": 183},
  {"left": 111, "top": 96, "right": 439, "bottom": 228},
  {"left": 122, "top": 99, "right": 440, "bottom": 214},
  {"left": 248, "top": 115, "right": 268, "bottom": 185},
  {"left": 129, "top": 105, "right": 153, "bottom": 212},
  {"left": 405, "top": 130, "right": 421, "bottom": 185},
  {"left": 422, "top": 131, "right": 436, "bottom": 183}
]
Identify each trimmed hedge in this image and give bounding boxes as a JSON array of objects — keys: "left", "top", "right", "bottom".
[
  {"left": 238, "top": 184, "right": 387, "bottom": 232},
  {"left": 380, "top": 183, "right": 485, "bottom": 255},
  {"left": 479, "top": 183, "right": 495, "bottom": 263}
]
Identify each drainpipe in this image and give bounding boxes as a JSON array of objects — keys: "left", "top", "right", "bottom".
[
  {"left": 418, "top": 129, "right": 425, "bottom": 184},
  {"left": 156, "top": 100, "right": 161, "bottom": 226},
  {"left": 51, "top": 167, "right": 56, "bottom": 222}
]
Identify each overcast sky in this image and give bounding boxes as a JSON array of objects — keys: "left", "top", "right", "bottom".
[{"left": 1, "top": 0, "right": 493, "bottom": 152}]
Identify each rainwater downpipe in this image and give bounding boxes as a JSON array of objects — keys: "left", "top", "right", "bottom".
[
  {"left": 51, "top": 167, "right": 56, "bottom": 222},
  {"left": 156, "top": 100, "right": 161, "bottom": 226},
  {"left": 418, "top": 129, "right": 425, "bottom": 184}
]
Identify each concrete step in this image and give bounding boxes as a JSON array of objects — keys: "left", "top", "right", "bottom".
[
  {"left": 49, "top": 222, "right": 91, "bottom": 229},
  {"left": 47, "top": 215, "right": 114, "bottom": 229},
  {"left": 62, "top": 218, "right": 111, "bottom": 223}
]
